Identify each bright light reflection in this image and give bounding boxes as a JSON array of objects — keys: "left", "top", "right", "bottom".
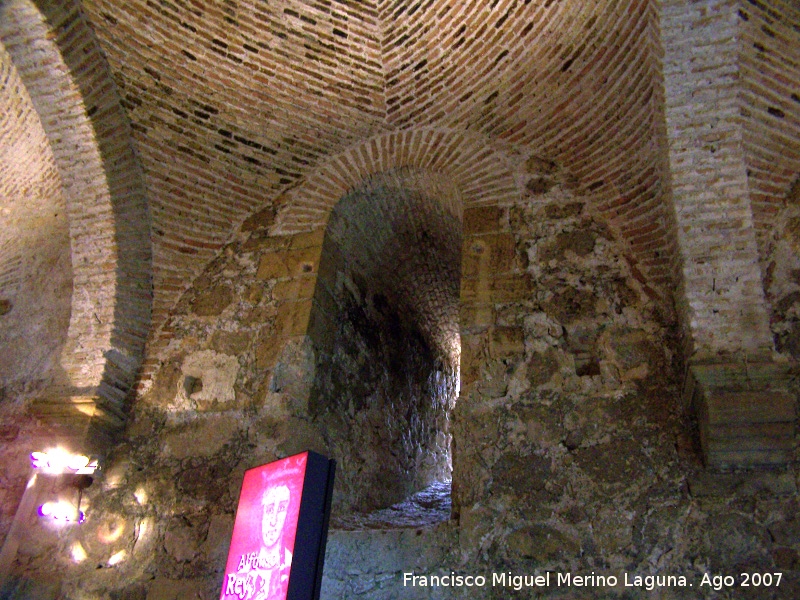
[
  {"left": 71, "top": 542, "right": 88, "bottom": 563},
  {"left": 68, "top": 454, "right": 90, "bottom": 471},
  {"left": 134, "top": 487, "right": 147, "bottom": 504},
  {"left": 107, "top": 550, "right": 127, "bottom": 566},
  {"left": 136, "top": 518, "right": 151, "bottom": 546},
  {"left": 98, "top": 519, "right": 126, "bottom": 544}
]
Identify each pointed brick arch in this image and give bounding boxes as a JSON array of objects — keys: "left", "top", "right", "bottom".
[
  {"left": 271, "top": 127, "right": 521, "bottom": 235},
  {"left": 0, "top": 0, "right": 151, "bottom": 448}
]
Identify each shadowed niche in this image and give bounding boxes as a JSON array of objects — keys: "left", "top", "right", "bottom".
[{"left": 306, "top": 172, "right": 462, "bottom": 528}]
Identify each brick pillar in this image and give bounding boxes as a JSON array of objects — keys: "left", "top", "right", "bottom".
[{"left": 660, "top": 0, "right": 794, "bottom": 467}]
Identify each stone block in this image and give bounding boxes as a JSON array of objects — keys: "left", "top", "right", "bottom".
[
  {"left": 463, "top": 205, "right": 503, "bottom": 234},
  {"left": 240, "top": 205, "right": 276, "bottom": 232},
  {"left": 544, "top": 201, "right": 583, "bottom": 220},
  {"left": 210, "top": 330, "right": 251, "bottom": 355},
  {"left": 164, "top": 521, "right": 200, "bottom": 562},
  {"left": 528, "top": 348, "right": 560, "bottom": 386},
  {"left": 461, "top": 237, "right": 488, "bottom": 279},
  {"left": 190, "top": 283, "right": 233, "bottom": 316},
  {"left": 256, "top": 252, "right": 290, "bottom": 280},
  {"left": 459, "top": 277, "right": 483, "bottom": 305},
  {"left": 257, "top": 246, "right": 321, "bottom": 280},
  {"left": 180, "top": 350, "right": 240, "bottom": 410},
  {"left": 460, "top": 333, "right": 488, "bottom": 386},
  {"left": 490, "top": 326, "right": 524, "bottom": 358},
  {"left": 459, "top": 303, "right": 493, "bottom": 330},
  {"left": 539, "top": 230, "right": 596, "bottom": 261},
  {"left": 689, "top": 362, "right": 797, "bottom": 468},
  {"left": 274, "top": 299, "right": 313, "bottom": 336},
  {"left": 256, "top": 334, "right": 283, "bottom": 370},
  {"left": 506, "top": 524, "right": 579, "bottom": 561},
  {"left": 284, "top": 246, "right": 321, "bottom": 275},
  {"left": 289, "top": 228, "right": 325, "bottom": 249},
  {"left": 545, "top": 287, "right": 596, "bottom": 323},
  {"left": 272, "top": 274, "right": 317, "bottom": 302},
  {"left": 486, "top": 233, "right": 517, "bottom": 273},
  {"left": 490, "top": 274, "right": 533, "bottom": 303}
]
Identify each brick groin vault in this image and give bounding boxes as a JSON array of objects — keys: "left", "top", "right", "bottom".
[{"left": 1, "top": 0, "right": 800, "bottom": 598}]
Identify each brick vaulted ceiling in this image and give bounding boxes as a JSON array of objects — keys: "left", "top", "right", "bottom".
[
  {"left": 76, "top": 0, "right": 673, "bottom": 343},
  {"left": 3, "top": 0, "right": 799, "bottom": 382}
]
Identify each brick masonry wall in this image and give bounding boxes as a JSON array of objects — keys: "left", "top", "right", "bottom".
[
  {"left": 738, "top": 0, "right": 800, "bottom": 259},
  {"left": 378, "top": 0, "right": 676, "bottom": 287},
  {"left": 0, "top": 0, "right": 151, "bottom": 418},
  {"left": 77, "top": 0, "right": 681, "bottom": 367},
  {"left": 659, "top": 0, "right": 773, "bottom": 360},
  {"left": 81, "top": 0, "right": 389, "bottom": 347},
  {"left": 0, "top": 40, "right": 72, "bottom": 560},
  {"left": 273, "top": 128, "right": 515, "bottom": 233},
  {"left": 0, "top": 41, "right": 71, "bottom": 391}
]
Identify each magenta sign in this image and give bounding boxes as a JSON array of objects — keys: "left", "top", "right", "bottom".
[{"left": 220, "top": 451, "right": 334, "bottom": 600}]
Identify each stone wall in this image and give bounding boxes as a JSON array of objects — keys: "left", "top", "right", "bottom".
[
  {"left": 765, "top": 179, "right": 800, "bottom": 360},
  {"left": 4, "top": 180, "right": 798, "bottom": 600},
  {"left": 309, "top": 175, "right": 461, "bottom": 516}
]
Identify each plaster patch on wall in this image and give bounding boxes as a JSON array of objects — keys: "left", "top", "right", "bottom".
[{"left": 176, "top": 350, "right": 239, "bottom": 411}]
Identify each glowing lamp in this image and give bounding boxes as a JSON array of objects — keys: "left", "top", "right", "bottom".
[
  {"left": 30, "top": 449, "right": 98, "bottom": 475},
  {"left": 39, "top": 500, "right": 85, "bottom": 523}
]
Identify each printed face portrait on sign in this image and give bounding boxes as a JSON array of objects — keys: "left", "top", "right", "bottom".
[{"left": 221, "top": 452, "right": 308, "bottom": 600}]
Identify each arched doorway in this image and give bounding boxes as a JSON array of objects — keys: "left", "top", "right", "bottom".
[{"left": 306, "top": 170, "right": 461, "bottom": 527}]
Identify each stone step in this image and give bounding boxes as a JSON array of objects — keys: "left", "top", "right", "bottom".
[{"left": 688, "top": 363, "right": 797, "bottom": 468}]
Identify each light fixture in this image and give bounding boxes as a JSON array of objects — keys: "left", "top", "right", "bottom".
[
  {"left": 39, "top": 499, "right": 85, "bottom": 523},
  {"left": 31, "top": 448, "right": 97, "bottom": 524},
  {"left": 30, "top": 448, "right": 99, "bottom": 475}
]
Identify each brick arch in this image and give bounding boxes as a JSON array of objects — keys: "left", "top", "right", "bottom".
[
  {"left": 0, "top": 0, "right": 151, "bottom": 445},
  {"left": 271, "top": 127, "right": 521, "bottom": 236}
]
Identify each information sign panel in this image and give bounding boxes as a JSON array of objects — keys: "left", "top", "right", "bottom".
[{"left": 220, "top": 451, "right": 335, "bottom": 600}]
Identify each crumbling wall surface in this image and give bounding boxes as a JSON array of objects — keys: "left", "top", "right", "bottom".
[
  {"left": 317, "top": 186, "right": 799, "bottom": 600},
  {"left": 445, "top": 184, "right": 800, "bottom": 599},
  {"left": 3, "top": 185, "right": 799, "bottom": 600},
  {"left": 765, "top": 179, "right": 800, "bottom": 360},
  {"left": 309, "top": 180, "right": 461, "bottom": 516},
  {"left": 1, "top": 214, "right": 328, "bottom": 599},
  {"left": 310, "top": 250, "right": 455, "bottom": 514}
]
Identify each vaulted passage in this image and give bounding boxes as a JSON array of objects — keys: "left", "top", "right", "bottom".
[
  {"left": 0, "top": 41, "right": 71, "bottom": 396},
  {"left": 3, "top": 0, "right": 800, "bottom": 596},
  {"left": 307, "top": 171, "right": 461, "bottom": 526}
]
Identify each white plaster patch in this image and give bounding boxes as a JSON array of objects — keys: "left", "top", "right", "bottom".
[{"left": 178, "top": 350, "right": 239, "bottom": 408}]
